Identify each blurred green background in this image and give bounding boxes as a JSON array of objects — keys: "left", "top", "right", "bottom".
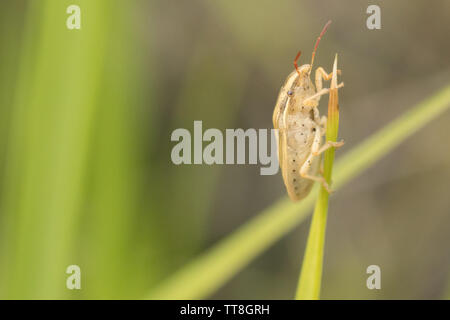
[{"left": 0, "top": 0, "right": 450, "bottom": 299}]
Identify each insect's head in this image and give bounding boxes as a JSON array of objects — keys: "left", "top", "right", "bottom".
[{"left": 285, "top": 56, "right": 312, "bottom": 100}]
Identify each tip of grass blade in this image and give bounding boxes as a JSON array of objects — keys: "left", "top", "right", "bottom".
[{"left": 331, "top": 54, "right": 338, "bottom": 89}]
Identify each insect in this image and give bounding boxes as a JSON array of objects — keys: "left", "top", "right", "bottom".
[{"left": 273, "top": 21, "right": 344, "bottom": 201}]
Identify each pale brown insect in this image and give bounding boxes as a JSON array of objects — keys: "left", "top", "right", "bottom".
[{"left": 273, "top": 21, "right": 344, "bottom": 201}]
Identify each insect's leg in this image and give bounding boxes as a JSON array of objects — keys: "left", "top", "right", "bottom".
[
  {"left": 312, "top": 140, "right": 345, "bottom": 156},
  {"left": 303, "top": 81, "right": 344, "bottom": 107},
  {"left": 300, "top": 125, "right": 332, "bottom": 193},
  {"left": 299, "top": 153, "right": 331, "bottom": 193},
  {"left": 303, "top": 88, "right": 328, "bottom": 106},
  {"left": 315, "top": 67, "right": 342, "bottom": 92},
  {"left": 319, "top": 116, "right": 327, "bottom": 135},
  {"left": 312, "top": 106, "right": 320, "bottom": 122}
]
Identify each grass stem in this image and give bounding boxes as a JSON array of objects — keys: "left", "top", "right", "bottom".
[{"left": 296, "top": 54, "right": 340, "bottom": 299}]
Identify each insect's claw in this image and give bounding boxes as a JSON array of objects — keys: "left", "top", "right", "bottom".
[
  {"left": 322, "top": 180, "right": 333, "bottom": 194},
  {"left": 334, "top": 139, "right": 345, "bottom": 148},
  {"left": 319, "top": 171, "right": 334, "bottom": 194}
]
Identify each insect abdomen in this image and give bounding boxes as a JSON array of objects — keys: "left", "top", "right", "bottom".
[{"left": 282, "top": 145, "right": 319, "bottom": 201}]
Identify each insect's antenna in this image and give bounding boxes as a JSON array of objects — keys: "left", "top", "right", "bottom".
[
  {"left": 310, "top": 20, "right": 332, "bottom": 74},
  {"left": 294, "top": 51, "right": 302, "bottom": 75}
]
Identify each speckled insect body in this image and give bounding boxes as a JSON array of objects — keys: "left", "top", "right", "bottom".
[{"left": 273, "top": 21, "right": 344, "bottom": 201}]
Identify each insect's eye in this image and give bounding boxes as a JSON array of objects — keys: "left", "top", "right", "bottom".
[{"left": 287, "top": 90, "right": 293, "bottom": 96}]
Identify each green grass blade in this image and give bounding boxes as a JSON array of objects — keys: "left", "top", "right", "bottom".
[
  {"left": 296, "top": 55, "right": 340, "bottom": 299},
  {"left": 146, "top": 83, "right": 450, "bottom": 299},
  {"left": 0, "top": 1, "right": 110, "bottom": 298},
  {"left": 0, "top": 0, "right": 139, "bottom": 299}
]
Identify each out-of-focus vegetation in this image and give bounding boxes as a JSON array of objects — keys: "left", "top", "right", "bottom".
[{"left": 0, "top": 0, "right": 450, "bottom": 299}]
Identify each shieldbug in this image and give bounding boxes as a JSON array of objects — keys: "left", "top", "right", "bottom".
[{"left": 273, "top": 21, "right": 344, "bottom": 201}]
